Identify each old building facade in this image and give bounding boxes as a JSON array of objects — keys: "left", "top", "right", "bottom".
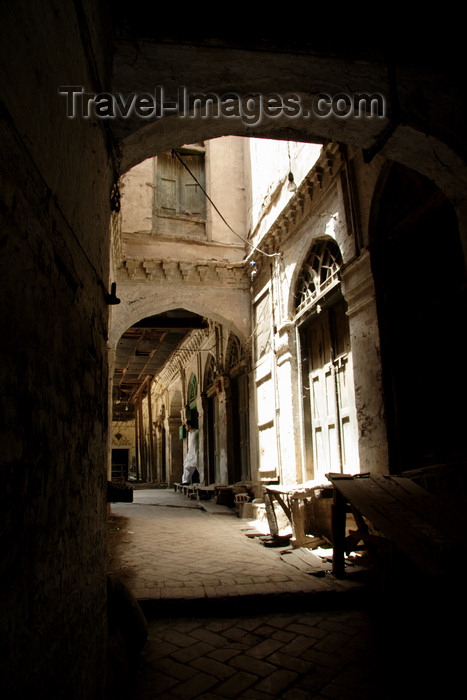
[{"left": 110, "top": 133, "right": 467, "bottom": 497}]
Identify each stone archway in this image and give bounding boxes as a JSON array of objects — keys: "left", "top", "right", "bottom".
[
  {"left": 111, "top": 38, "right": 467, "bottom": 234},
  {"left": 109, "top": 295, "right": 249, "bottom": 351},
  {"left": 370, "top": 162, "right": 467, "bottom": 472}
]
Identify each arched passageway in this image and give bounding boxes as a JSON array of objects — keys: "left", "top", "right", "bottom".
[
  {"left": 4, "top": 9, "right": 467, "bottom": 697},
  {"left": 111, "top": 308, "right": 251, "bottom": 488},
  {"left": 111, "top": 34, "right": 467, "bottom": 240},
  {"left": 111, "top": 309, "right": 207, "bottom": 482},
  {"left": 370, "top": 163, "right": 467, "bottom": 472}
]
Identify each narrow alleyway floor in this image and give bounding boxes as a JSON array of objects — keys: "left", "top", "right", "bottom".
[
  {"left": 107, "top": 487, "right": 372, "bottom": 609},
  {"left": 107, "top": 488, "right": 461, "bottom": 699}
]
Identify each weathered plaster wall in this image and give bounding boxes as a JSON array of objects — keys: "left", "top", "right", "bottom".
[
  {"left": 112, "top": 422, "right": 136, "bottom": 474},
  {"left": 120, "top": 157, "right": 154, "bottom": 233},
  {"left": 206, "top": 137, "right": 248, "bottom": 245},
  {"left": 0, "top": 2, "right": 113, "bottom": 697},
  {"left": 110, "top": 137, "right": 251, "bottom": 366},
  {"left": 248, "top": 143, "right": 389, "bottom": 483},
  {"left": 245, "top": 139, "right": 322, "bottom": 242},
  {"left": 118, "top": 137, "right": 247, "bottom": 262}
]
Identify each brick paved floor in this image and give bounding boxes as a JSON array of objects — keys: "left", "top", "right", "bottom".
[
  {"left": 130, "top": 607, "right": 386, "bottom": 700},
  {"left": 108, "top": 489, "right": 371, "bottom": 605},
  {"left": 109, "top": 489, "right": 464, "bottom": 699}
]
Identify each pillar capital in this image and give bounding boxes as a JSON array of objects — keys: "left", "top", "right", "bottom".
[{"left": 341, "top": 251, "right": 376, "bottom": 318}]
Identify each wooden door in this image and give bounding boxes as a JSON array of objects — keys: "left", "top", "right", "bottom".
[
  {"left": 207, "top": 395, "right": 220, "bottom": 484},
  {"left": 230, "top": 374, "right": 250, "bottom": 482},
  {"left": 306, "top": 298, "right": 357, "bottom": 481},
  {"left": 111, "top": 448, "right": 129, "bottom": 481}
]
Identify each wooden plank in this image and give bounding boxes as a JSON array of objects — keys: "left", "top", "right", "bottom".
[
  {"left": 331, "top": 487, "right": 347, "bottom": 578},
  {"left": 243, "top": 529, "right": 265, "bottom": 538},
  {"left": 270, "top": 490, "right": 292, "bottom": 521},
  {"left": 263, "top": 489, "right": 279, "bottom": 537},
  {"left": 290, "top": 535, "right": 324, "bottom": 548},
  {"left": 281, "top": 548, "right": 331, "bottom": 575},
  {"left": 372, "top": 475, "right": 467, "bottom": 541},
  {"left": 266, "top": 484, "right": 321, "bottom": 499},
  {"left": 363, "top": 478, "right": 458, "bottom": 552},
  {"left": 293, "top": 547, "right": 332, "bottom": 567},
  {"left": 290, "top": 498, "right": 308, "bottom": 546},
  {"left": 328, "top": 477, "right": 430, "bottom": 570},
  {"left": 328, "top": 475, "right": 465, "bottom": 575},
  {"left": 330, "top": 477, "right": 431, "bottom": 542},
  {"left": 344, "top": 483, "right": 444, "bottom": 561}
]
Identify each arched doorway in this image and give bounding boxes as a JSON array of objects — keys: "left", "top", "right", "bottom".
[
  {"left": 111, "top": 310, "right": 207, "bottom": 483},
  {"left": 185, "top": 373, "right": 200, "bottom": 483},
  {"left": 225, "top": 333, "right": 250, "bottom": 484},
  {"left": 203, "top": 354, "right": 221, "bottom": 484},
  {"left": 296, "top": 238, "right": 359, "bottom": 482},
  {"left": 186, "top": 373, "right": 199, "bottom": 428},
  {"left": 370, "top": 163, "right": 467, "bottom": 472}
]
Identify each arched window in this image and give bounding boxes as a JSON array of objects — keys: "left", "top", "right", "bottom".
[
  {"left": 225, "top": 333, "right": 244, "bottom": 372},
  {"left": 295, "top": 238, "right": 342, "bottom": 315},
  {"left": 187, "top": 373, "right": 198, "bottom": 405},
  {"left": 204, "top": 356, "right": 216, "bottom": 391}
]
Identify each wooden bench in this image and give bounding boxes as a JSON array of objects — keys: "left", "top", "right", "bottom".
[
  {"left": 174, "top": 482, "right": 253, "bottom": 507},
  {"left": 326, "top": 472, "right": 467, "bottom": 579},
  {"left": 173, "top": 482, "right": 197, "bottom": 497},
  {"left": 196, "top": 485, "right": 216, "bottom": 501}
]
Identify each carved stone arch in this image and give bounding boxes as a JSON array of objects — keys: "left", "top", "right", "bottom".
[
  {"left": 203, "top": 353, "right": 217, "bottom": 394},
  {"left": 169, "top": 387, "right": 183, "bottom": 420},
  {"left": 109, "top": 295, "right": 248, "bottom": 351},
  {"left": 111, "top": 39, "right": 467, "bottom": 225},
  {"left": 225, "top": 333, "right": 245, "bottom": 375}
]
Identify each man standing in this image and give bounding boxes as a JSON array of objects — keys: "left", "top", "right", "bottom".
[{"left": 182, "top": 420, "right": 199, "bottom": 485}]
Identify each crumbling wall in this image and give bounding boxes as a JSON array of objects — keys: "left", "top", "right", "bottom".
[{"left": 0, "top": 2, "right": 114, "bottom": 698}]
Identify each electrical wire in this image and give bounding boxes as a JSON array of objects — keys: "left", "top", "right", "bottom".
[{"left": 172, "top": 149, "right": 280, "bottom": 259}]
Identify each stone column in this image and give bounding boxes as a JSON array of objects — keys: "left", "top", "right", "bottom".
[
  {"left": 341, "top": 251, "right": 389, "bottom": 474},
  {"left": 196, "top": 400, "right": 206, "bottom": 485},
  {"left": 255, "top": 357, "right": 279, "bottom": 485},
  {"left": 168, "top": 416, "right": 183, "bottom": 486},
  {"left": 216, "top": 379, "right": 229, "bottom": 485},
  {"left": 274, "top": 322, "right": 302, "bottom": 485}
]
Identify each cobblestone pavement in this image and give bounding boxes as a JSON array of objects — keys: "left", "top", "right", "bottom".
[
  {"left": 129, "top": 607, "right": 387, "bottom": 699},
  {"left": 108, "top": 488, "right": 462, "bottom": 699}
]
